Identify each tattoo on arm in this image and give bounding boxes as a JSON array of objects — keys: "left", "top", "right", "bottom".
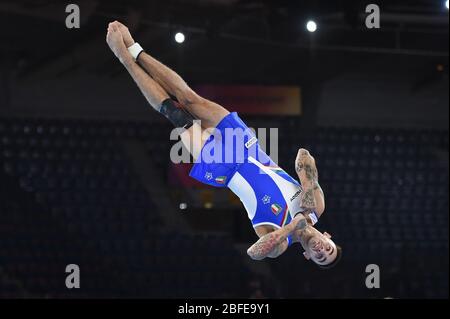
[
  {"left": 301, "top": 189, "right": 316, "bottom": 209},
  {"left": 297, "top": 218, "right": 308, "bottom": 231},
  {"left": 247, "top": 233, "right": 284, "bottom": 260},
  {"left": 314, "top": 182, "right": 324, "bottom": 196},
  {"left": 295, "top": 160, "right": 304, "bottom": 174},
  {"left": 295, "top": 159, "right": 318, "bottom": 183},
  {"left": 267, "top": 242, "right": 287, "bottom": 258},
  {"left": 304, "top": 165, "right": 318, "bottom": 182}
]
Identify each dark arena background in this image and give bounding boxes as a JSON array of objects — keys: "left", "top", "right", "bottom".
[{"left": 0, "top": 0, "right": 448, "bottom": 300}]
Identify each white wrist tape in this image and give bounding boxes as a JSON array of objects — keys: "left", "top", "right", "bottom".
[{"left": 127, "top": 43, "right": 144, "bottom": 61}]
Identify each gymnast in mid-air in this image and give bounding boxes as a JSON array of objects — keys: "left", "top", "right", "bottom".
[{"left": 106, "top": 21, "right": 342, "bottom": 268}]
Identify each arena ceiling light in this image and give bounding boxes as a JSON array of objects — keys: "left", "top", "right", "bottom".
[
  {"left": 306, "top": 20, "right": 318, "bottom": 33},
  {"left": 175, "top": 32, "right": 186, "bottom": 44}
]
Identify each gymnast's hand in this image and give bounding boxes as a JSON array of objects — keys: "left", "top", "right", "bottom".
[
  {"left": 290, "top": 213, "right": 309, "bottom": 233},
  {"left": 106, "top": 21, "right": 132, "bottom": 65}
]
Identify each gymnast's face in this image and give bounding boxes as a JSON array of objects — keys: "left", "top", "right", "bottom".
[{"left": 299, "top": 227, "right": 338, "bottom": 266}]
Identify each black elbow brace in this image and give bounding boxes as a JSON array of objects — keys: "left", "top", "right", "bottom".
[{"left": 159, "top": 99, "right": 195, "bottom": 130}]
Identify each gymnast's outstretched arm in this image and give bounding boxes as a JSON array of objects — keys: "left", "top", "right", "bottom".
[
  {"left": 295, "top": 148, "right": 326, "bottom": 220},
  {"left": 247, "top": 215, "right": 308, "bottom": 260}
]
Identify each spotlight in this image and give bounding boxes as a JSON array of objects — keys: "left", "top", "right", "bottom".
[
  {"left": 306, "top": 20, "right": 317, "bottom": 33},
  {"left": 175, "top": 32, "right": 185, "bottom": 44},
  {"left": 446, "top": 0, "right": 449, "bottom": 10}
]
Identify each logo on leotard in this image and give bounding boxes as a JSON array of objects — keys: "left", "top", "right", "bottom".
[
  {"left": 245, "top": 137, "right": 258, "bottom": 149},
  {"left": 215, "top": 176, "right": 227, "bottom": 184},
  {"left": 205, "top": 172, "right": 213, "bottom": 181},
  {"left": 290, "top": 190, "right": 301, "bottom": 202},
  {"left": 271, "top": 203, "right": 283, "bottom": 216},
  {"left": 262, "top": 195, "right": 271, "bottom": 204}
]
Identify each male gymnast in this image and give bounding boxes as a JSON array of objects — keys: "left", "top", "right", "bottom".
[{"left": 106, "top": 21, "right": 342, "bottom": 268}]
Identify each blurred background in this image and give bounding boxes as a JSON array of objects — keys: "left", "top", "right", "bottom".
[{"left": 0, "top": 0, "right": 448, "bottom": 298}]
